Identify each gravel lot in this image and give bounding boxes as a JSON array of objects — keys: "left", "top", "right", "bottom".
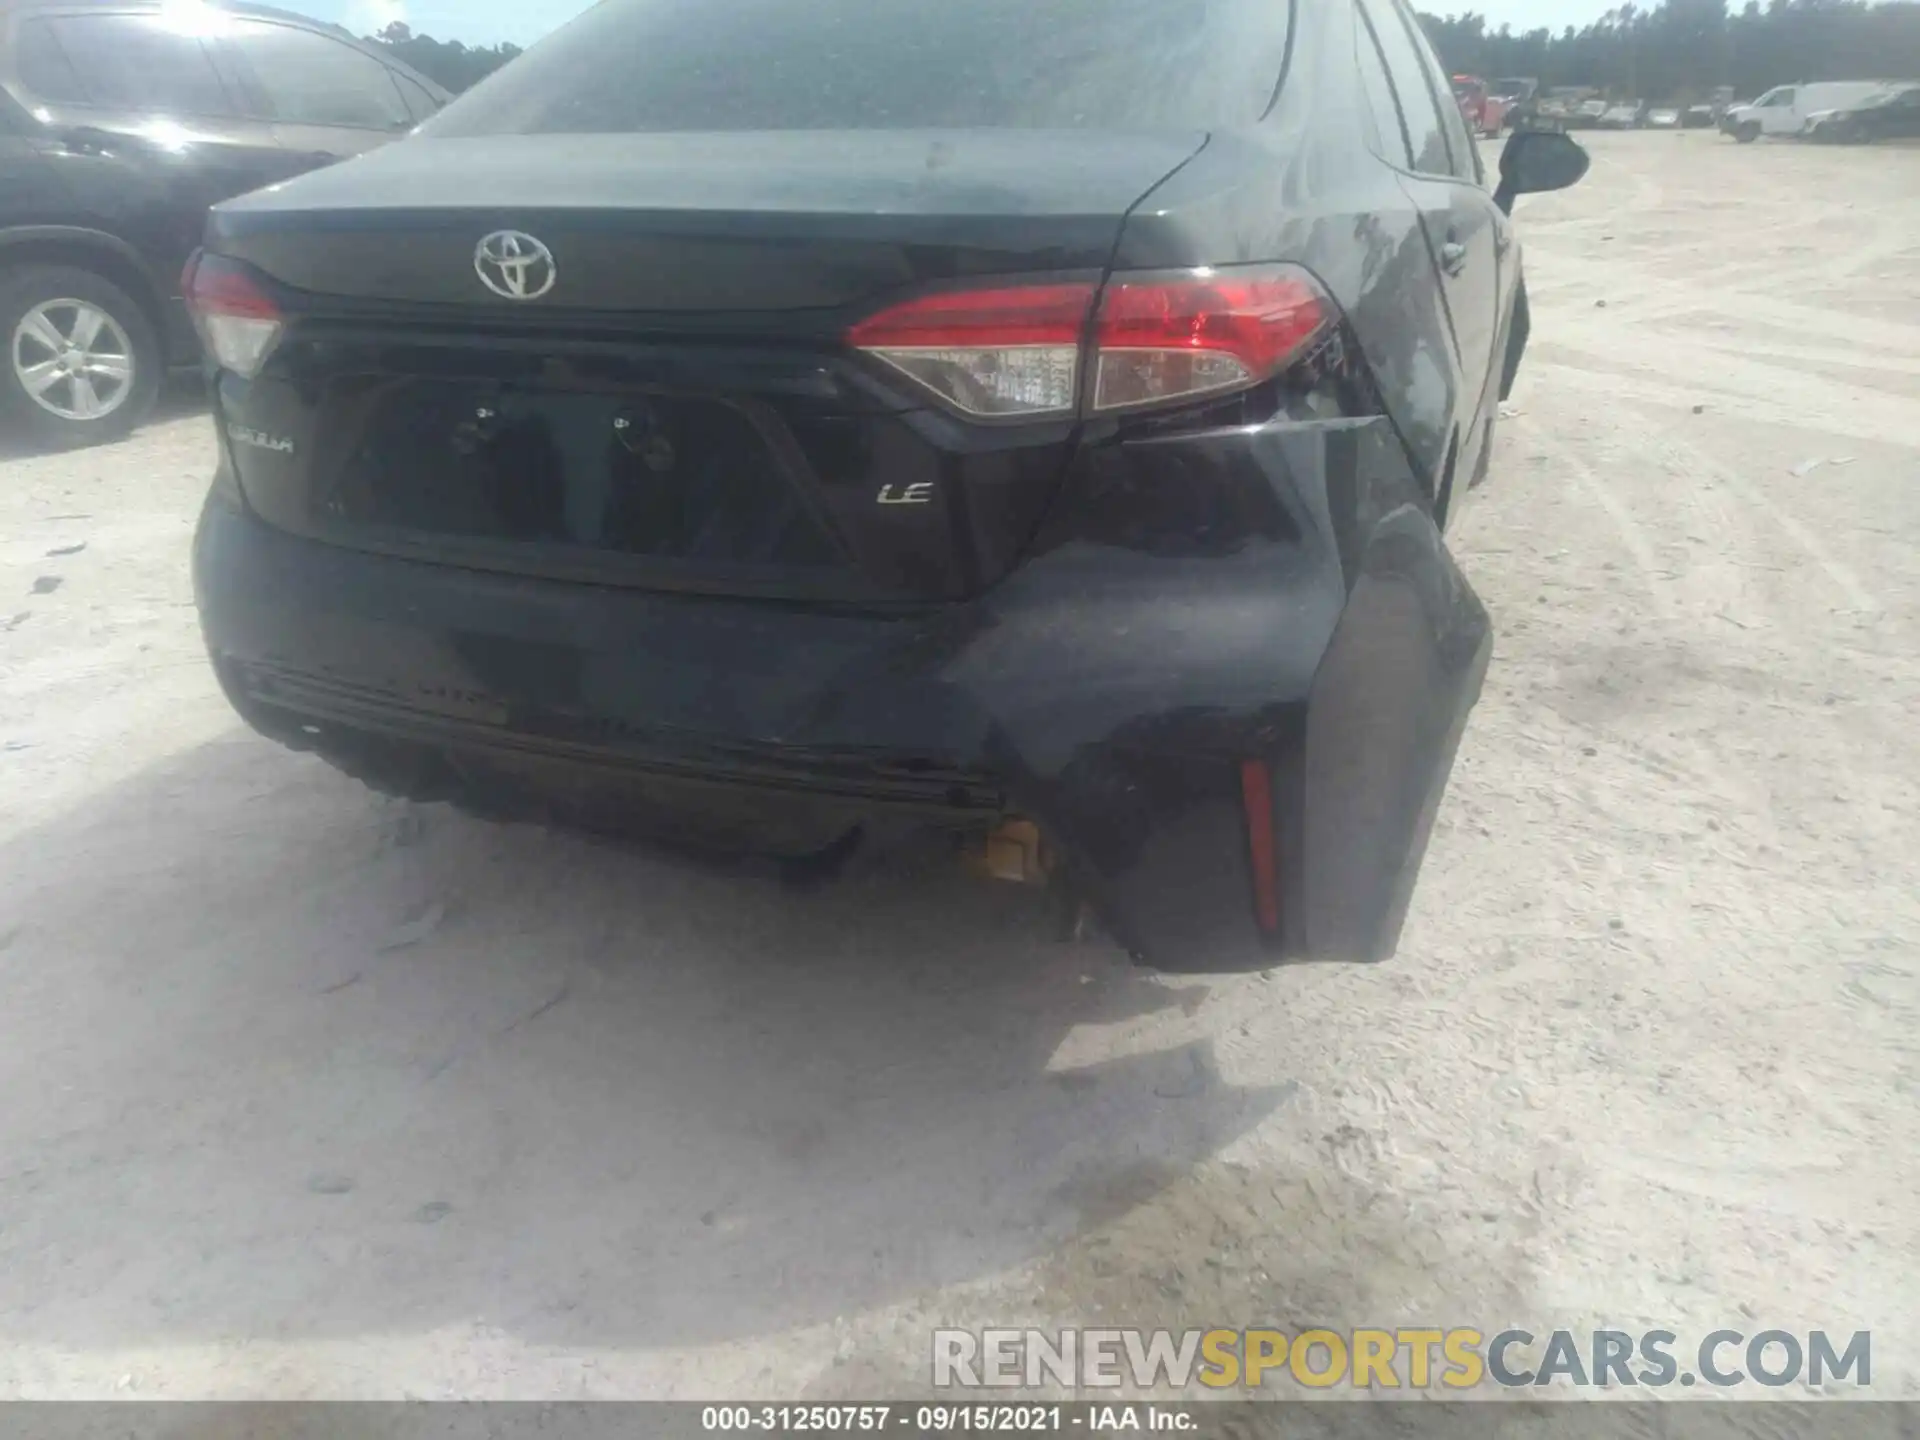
[{"left": 1, "top": 132, "right": 1916, "bottom": 1400}]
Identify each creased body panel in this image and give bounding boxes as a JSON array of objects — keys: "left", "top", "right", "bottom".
[{"left": 196, "top": 414, "right": 1485, "bottom": 970}]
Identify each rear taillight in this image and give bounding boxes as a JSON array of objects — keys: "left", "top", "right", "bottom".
[
  {"left": 845, "top": 283, "right": 1095, "bottom": 418},
  {"left": 1092, "top": 267, "right": 1328, "bottom": 413},
  {"left": 847, "top": 264, "right": 1329, "bottom": 419},
  {"left": 182, "top": 251, "right": 283, "bottom": 379}
]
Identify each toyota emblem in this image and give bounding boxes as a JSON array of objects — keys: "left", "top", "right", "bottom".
[{"left": 474, "top": 230, "right": 557, "bottom": 300}]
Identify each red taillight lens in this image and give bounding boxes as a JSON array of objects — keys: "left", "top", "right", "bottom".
[
  {"left": 1092, "top": 267, "right": 1328, "bottom": 413},
  {"left": 182, "top": 251, "right": 283, "bottom": 378},
  {"left": 846, "top": 283, "right": 1095, "bottom": 418},
  {"left": 847, "top": 266, "right": 1328, "bottom": 420}
]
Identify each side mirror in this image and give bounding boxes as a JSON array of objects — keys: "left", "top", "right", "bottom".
[{"left": 1493, "top": 129, "right": 1591, "bottom": 214}]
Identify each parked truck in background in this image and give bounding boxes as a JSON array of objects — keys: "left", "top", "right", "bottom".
[{"left": 1450, "top": 75, "right": 1511, "bottom": 137}]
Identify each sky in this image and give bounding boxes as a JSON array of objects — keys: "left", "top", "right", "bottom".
[{"left": 305, "top": 0, "right": 1627, "bottom": 51}]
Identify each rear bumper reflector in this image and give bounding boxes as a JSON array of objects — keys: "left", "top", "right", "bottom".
[{"left": 1240, "top": 758, "right": 1281, "bottom": 936}]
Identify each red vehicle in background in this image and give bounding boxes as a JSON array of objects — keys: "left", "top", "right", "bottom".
[{"left": 1451, "top": 75, "right": 1512, "bottom": 136}]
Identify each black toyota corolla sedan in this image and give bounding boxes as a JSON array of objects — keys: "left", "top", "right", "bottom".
[{"left": 188, "top": 0, "right": 1587, "bottom": 971}]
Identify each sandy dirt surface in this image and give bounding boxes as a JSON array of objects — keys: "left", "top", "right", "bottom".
[{"left": 1, "top": 132, "right": 1916, "bottom": 1401}]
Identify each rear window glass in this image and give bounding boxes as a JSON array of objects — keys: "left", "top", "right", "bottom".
[
  {"left": 16, "top": 19, "right": 87, "bottom": 105},
  {"left": 34, "top": 14, "right": 236, "bottom": 117},
  {"left": 393, "top": 72, "right": 442, "bottom": 123},
  {"left": 225, "top": 20, "right": 411, "bottom": 130},
  {"left": 426, "top": 0, "right": 1292, "bottom": 136}
]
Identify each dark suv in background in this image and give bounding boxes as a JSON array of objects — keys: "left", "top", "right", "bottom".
[{"left": 0, "top": 0, "right": 447, "bottom": 447}]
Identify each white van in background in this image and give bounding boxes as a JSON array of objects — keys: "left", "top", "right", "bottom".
[{"left": 1722, "top": 81, "right": 1899, "bottom": 141}]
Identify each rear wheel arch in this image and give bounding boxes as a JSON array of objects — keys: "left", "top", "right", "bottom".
[{"left": 0, "top": 228, "right": 171, "bottom": 345}]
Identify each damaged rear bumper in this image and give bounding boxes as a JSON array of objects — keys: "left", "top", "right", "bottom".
[{"left": 193, "top": 413, "right": 1489, "bottom": 972}]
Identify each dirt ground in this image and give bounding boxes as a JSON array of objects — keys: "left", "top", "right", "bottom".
[{"left": 1, "top": 131, "right": 1916, "bottom": 1401}]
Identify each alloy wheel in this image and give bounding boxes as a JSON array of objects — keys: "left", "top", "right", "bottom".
[{"left": 11, "top": 299, "right": 137, "bottom": 423}]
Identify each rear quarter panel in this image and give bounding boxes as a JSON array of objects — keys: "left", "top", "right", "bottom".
[{"left": 1105, "top": 0, "right": 1461, "bottom": 498}]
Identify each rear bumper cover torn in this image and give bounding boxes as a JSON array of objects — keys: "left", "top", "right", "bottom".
[{"left": 195, "top": 414, "right": 1490, "bottom": 972}]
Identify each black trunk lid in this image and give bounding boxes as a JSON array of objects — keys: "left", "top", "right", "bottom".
[{"left": 209, "top": 130, "right": 1202, "bottom": 602}]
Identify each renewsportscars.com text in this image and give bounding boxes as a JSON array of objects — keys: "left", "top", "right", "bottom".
[{"left": 933, "top": 1327, "right": 1872, "bottom": 1391}]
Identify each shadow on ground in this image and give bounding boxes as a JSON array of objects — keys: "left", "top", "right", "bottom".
[
  {"left": 0, "top": 730, "right": 1300, "bottom": 1354},
  {"left": 0, "top": 374, "right": 206, "bottom": 461}
]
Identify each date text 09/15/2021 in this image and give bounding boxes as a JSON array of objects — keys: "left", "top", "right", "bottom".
[{"left": 701, "top": 1406, "right": 1193, "bottom": 1433}]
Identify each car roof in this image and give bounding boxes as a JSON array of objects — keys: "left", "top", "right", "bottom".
[
  {"left": 0, "top": 0, "right": 454, "bottom": 98},
  {"left": 4, "top": 0, "right": 331, "bottom": 20}
]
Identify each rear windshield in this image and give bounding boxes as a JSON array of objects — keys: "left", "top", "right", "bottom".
[{"left": 425, "top": 0, "right": 1292, "bottom": 136}]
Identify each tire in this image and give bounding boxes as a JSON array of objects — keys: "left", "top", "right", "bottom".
[
  {"left": 0, "top": 264, "right": 162, "bottom": 450},
  {"left": 1734, "top": 121, "right": 1761, "bottom": 144}
]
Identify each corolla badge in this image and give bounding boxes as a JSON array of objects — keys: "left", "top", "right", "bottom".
[
  {"left": 228, "top": 423, "right": 294, "bottom": 454},
  {"left": 474, "top": 230, "right": 557, "bottom": 300}
]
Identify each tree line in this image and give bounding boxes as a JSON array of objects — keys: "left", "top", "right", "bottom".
[
  {"left": 365, "top": 22, "right": 522, "bottom": 95},
  {"left": 363, "top": 4, "right": 1920, "bottom": 108},
  {"left": 1418, "top": 0, "right": 1920, "bottom": 103}
]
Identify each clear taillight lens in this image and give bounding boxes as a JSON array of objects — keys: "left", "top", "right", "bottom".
[
  {"left": 845, "top": 283, "right": 1095, "bottom": 417},
  {"left": 847, "top": 266, "right": 1330, "bottom": 420},
  {"left": 1092, "top": 267, "right": 1329, "bottom": 413},
  {"left": 182, "top": 251, "right": 284, "bottom": 378}
]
